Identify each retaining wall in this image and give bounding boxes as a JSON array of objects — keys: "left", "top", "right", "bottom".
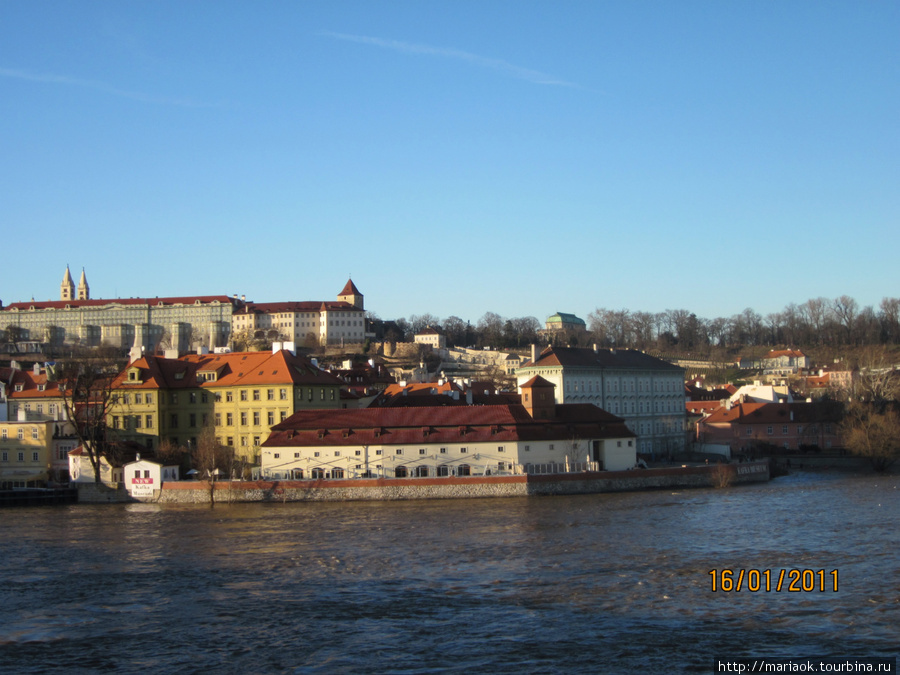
[{"left": 85, "top": 461, "right": 769, "bottom": 504}]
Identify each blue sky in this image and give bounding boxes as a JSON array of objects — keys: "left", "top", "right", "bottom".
[{"left": 2, "top": 2, "right": 897, "bottom": 326}]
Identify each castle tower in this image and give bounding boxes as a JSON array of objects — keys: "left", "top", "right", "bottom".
[
  {"left": 60, "top": 266, "right": 75, "bottom": 301},
  {"left": 77, "top": 268, "right": 90, "bottom": 300},
  {"left": 519, "top": 375, "right": 557, "bottom": 419},
  {"left": 337, "top": 278, "right": 364, "bottom": 310}
]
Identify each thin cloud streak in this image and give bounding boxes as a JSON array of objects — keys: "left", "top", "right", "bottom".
[
  {"left": 0, "top": 67, "right": 213, "bottom": 107},
  {"left": 321, "top": 31, "right": 581, "bottom": 88}
]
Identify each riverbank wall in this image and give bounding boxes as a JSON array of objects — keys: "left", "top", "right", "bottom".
[{"left": 77, "top": 461, "right": 770, "bottom": 504}]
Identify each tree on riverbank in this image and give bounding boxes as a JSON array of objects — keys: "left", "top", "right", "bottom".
[{"left": 840, "top": 402, "right": 900, "bottom": 472}]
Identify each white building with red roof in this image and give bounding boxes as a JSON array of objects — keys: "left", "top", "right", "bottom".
[
  {"left": 0, "top": 267, "right": 238, "bottom": 354},
  {"left": 516, "top": 346, "right": 687, "bottom": 459},
  {"left": 260, "top": 376, "right": 637, "bottom": 479},
  {"left": 231, "top": 279, "right": 367, "bottom": 347}
]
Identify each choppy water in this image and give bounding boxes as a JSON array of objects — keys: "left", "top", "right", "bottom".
[{"left": 1, "top": 471, "right": 897, "bottom": 674}]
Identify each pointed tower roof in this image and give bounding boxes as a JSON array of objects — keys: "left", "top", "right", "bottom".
[
  {"left": 339, "top": 279, "right": 361, "bottom": 296},
  {"left": 62, "top": 265, "right": 74, "bottom": 285}
]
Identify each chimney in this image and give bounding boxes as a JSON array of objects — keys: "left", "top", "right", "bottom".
[{"left": 531, "top": 344, "right": 538, "bottom": 364}]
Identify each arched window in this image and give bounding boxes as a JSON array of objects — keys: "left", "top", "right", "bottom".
[
  {"left": 415, "top": 466, "right": 428, "bottom": 477},
  {"left": 437, "top": 465, "right": 450, "bottom": 477},
  {"left": 311, "top": 467, "right": 325, "bottom": 479},
  {"left": 458, "top": 464, "right": 471, "bottom": 476},
  {"left": 394, "top": 466, "right": 408, "bottom": 478}
]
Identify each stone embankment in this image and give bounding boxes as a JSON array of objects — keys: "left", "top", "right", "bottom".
[{"left": 77, "top": 461, "right": 770, "bottom": 504}]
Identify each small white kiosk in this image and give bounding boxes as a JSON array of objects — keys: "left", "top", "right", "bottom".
[{"left": 123, "top": 455, "right": 180, "bottom": 498}]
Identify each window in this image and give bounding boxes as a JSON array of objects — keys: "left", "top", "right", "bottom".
[
  {"left": 375, "top": 450, "right": 382, "bottom": 456},
  {"left": 226, "top": 413, "right": 233, "bottom": 426},
  {"left": 1, "top": 452, "right": 6, "bottom": 461},
  {"left": 146, "top": 415, "right": 153, "bottom": 428},
  {"left": 134, "top": 416, "right": 142, "bottom": 429},
  {"left": 746, "top": 427, "right": 752, "bottom": 436},
  {"left": 253, "top": 412, "right": 260, "bottom": 426},
  {"left": 170, "top": 414, "right": 179, "bottom": 429},
  {"left": 334, "top": 451, "right": 341, "bottom": 457},
  {"left": 267, "top": 412, "right": 274, "bottom": 426},
  {"left": 253, "top": 436, "right": 260, "bottom": 446},
  {"left": 440, "top": 447, "right": 447, "bottom": 454},
  {"left": 201, "top": 392, "right": 208, "bottom": 403},
  {"left": 112, "top": 416, "right": 120, "bottom": 430},
  {"left": 215, "top": 413, "right": 221, "bottom": 426},
  {"left": 240, "top": 390, "right": 247, "bottom": 401},
  {"left": 419, "top": 448, "right": 426, "bottom": 455},
  {"left": 460, "top": 447, "right": 467, "bottom": 454},
  {"left": 497, "top": 446, "right": 504, "bottom": 453},
  {"left": 189, "top": 392, "right": 197, "bottom": 404},
  {"left": 135, "top": 393, "right": 142, "bottom": 404},
  {"left": 226, "top": 437, "right": 233, "bottom": 446},
  {"left": 240, "top": 437, "right": 247, "bottom": 446},
  {"left": 146, "top": 393, "right": 152, "bottom": 404},
  {"left": 240, "top": 413, "right": 247, "bottom": 426},
  {"left": 280, "top": 411, "right": 287, "bottom": 422},
  {"left": 294, "top": 452, "right": 300, "bottom": 458},
  {"left": 355, "top": 450, "right": 361, "bottom": 456},
  {"left": 280, "top": 388, "right": 288, "bottom": 400},
  {"left": 782, "top": 425, "right": 789, "bottom": 434},
  {"left": 549, "top": 444, "right": 554, "bottom": 451},
  {"left": 253, "top": 390, "right": 260, "bottom": 401},
  {"left": 170, "top": 393, "right": 177, "bottom": 404},
  {"left": 18, "top": 452, "right": 24, "bottom": 462},
  {"left": 32, "top": 451, "right": 39, "bottom": 462},
  {"left": 267, "top": 389, "right": 275, "bottom": 401},
  {"left": 396, "top": 449, "right": 403, "bottom": 455},
  {"left": 274, "top": 453, "right": 280, "bottom": 459},
  {"left": 314, "top": 451, "right": 320, "bottom": 457},
  {"left": 189, "top": 414, "right": 196, "bottom": 428},
  {"left": 31, "top": 427, "right": 38, "bottom": 440},
  {"left": 524, "top": 445, "right": 530, "bottom": 451},
  {"left": 767, "top": 426, "right": 773, "bottom": 435},
  {"left": 226, "top": 392, "right": 233, "bottom": 402}
]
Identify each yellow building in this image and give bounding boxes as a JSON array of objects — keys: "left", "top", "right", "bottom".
[
  {"left": 0, "top": 420, "right": 54, "bottom": 487},
  {"left": 109, "top": 348, "right": 344, "bottom": 463}
]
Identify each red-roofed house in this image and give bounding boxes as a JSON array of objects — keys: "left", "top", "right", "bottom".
[
  {"left": 108, "top": 347, "right": 344, "bottom": 463},
  {"left": 516, "top": 345, "right": 686, "bottom": 458},
  {"left": 261, "top": 377, "right": 637, "bottom": 479},
  {"left": 697, "top": 401, "right": 843, "bottom": 455},
  {"left": 231, "top": 279, "right": 366, "bottom": 347}
]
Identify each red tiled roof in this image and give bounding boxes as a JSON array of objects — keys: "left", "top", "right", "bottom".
[
  {"left": 339, "top": 279, "right": 362, "bottom": 296},
  {"left": 239, "top": 300, "right": 358, "bottom": 315},
  {"left": 263, "top": 403, "right": 633, "bottom": 448},
  {"left": 7, "top": 370, "right": 69, "bottom": 398},
  {"left": 3, "top": 296, "right": 236, "bottom": 311},
  {"left": 112, "top": 350, "right": 344, "bottom": 389},
  {"left": 704, "top": 401, "right": 841, "bottom": 425}
]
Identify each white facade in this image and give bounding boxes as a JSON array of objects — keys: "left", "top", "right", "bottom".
[
  {"left": 261, "top": 435, "right": 636, "bottom": 480},
  {"left": 517, "top": 348, "right": 687, "bottom": 458},
  {"left": 123, "top": 459, "right": 179, "bottom": 497}
]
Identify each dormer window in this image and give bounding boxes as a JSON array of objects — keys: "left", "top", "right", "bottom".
[
  {"left": 15, "top": 384, "right": 23, "bottom": 392},
  {"left": 37, "top": 384, "right": 45, "bottom": 391}
]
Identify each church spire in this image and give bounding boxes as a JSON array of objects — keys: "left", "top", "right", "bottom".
[
  {"left": 77, "top": 267, "right": 90, "bottom": 300},
  {"left": 60, "top": 265, "right": 75, "bottom": 301}
]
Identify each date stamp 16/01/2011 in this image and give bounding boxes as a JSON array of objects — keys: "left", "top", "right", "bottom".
[{"left": 709, "top": 569, "right": 838, "bottom": 593}]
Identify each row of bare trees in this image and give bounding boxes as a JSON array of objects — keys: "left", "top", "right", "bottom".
[{"left": 587, "top": 296, "right": 900, "bottom": 352}]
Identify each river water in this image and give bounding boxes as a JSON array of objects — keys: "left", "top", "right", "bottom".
[{"left": 1, "top": 471, "right": 897, "bottom": 674}]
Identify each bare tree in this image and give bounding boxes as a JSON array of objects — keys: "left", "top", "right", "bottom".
[
  {"left": 841, "top": 401, "right": 900, "bottom": 472},
  {"left": 58, "top": 346, "right": 127, "bottom": 483}
]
